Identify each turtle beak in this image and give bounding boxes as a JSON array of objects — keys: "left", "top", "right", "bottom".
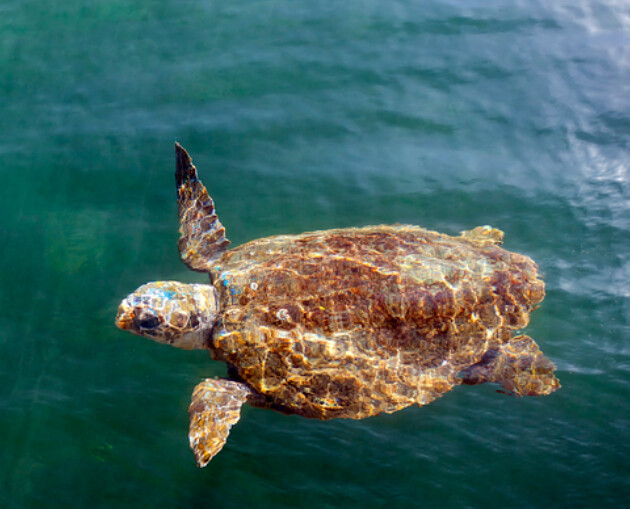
[{"left": 115, "top": 300, "right": 134, "bottom": 330}]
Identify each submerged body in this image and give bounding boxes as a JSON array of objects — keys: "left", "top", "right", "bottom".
[
  {"left": 211, "top": 224, "right": 553, "bottom": 420},
  {"left": 116, "top": 144, "right": 559, "bottom": 467}
]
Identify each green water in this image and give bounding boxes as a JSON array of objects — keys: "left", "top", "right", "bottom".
[{"left": 1, "top": 1, "right": 629, "bottom": 507}]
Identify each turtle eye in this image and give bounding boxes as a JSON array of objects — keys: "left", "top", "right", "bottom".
[{"left": 136, "top": 309, "right": 160, "bottom": 330}]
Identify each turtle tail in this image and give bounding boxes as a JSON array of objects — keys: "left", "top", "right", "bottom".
[{"left": 460, "top": 335, "right": 560, "bottom": 397}]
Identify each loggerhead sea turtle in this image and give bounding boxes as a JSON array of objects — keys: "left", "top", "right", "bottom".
[{"left": 115, "top": 143, "right": 560, "bottom": 467}]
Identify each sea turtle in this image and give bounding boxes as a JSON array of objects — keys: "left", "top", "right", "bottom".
[{"left": 115, "top": 143, "right": 560, "bottom": 467}]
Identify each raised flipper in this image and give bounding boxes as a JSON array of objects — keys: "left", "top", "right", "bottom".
[
  {"left": 176, "top": 143, "right": 230, "bottom": 272},
  {"left": 460, "top": 225, "right": 504, "bottom": 246},
  {"left": 460, "top": 335, "right": 560, "bottom": 397},
  {"left": 188, "top": 378, "right": 252, "bottom": 467}
]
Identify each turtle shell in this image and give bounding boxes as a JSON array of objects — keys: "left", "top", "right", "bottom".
[{"left": 208, "top": 225, "right": 545, "bottom": 420}]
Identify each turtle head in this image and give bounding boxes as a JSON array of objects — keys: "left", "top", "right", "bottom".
[{"left": 115, "top": 281, "right": 219, "bottom": 350}]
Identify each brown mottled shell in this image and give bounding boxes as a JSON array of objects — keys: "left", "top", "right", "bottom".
[{"left": 208, "top": 224, "right": 546, "bottom": 420}]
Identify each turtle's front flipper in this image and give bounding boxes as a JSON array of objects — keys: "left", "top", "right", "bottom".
[
  {"left": 460, "top": 336, "right": 560, "bottom": 397},
  {"left": 176, "top": 143, "right": 230, "bottom": 272},
  {"left": 188, "top": 378, "right": 252, "bottom": 467}
]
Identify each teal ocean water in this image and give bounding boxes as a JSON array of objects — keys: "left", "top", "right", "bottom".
[{"left": 1, "top": 1, "right": 629, "bottom": 507}]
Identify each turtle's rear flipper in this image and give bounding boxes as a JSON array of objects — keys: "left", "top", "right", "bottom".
[
  {"left": 176, "top": 143, "right": 230, "bottom": 272},
  {"left": 460, "top": 225, "right": 504, "bottom": 246},
  {"left": 188, "top": 378, "right": 252, "bottom": 467},
  {"left": 460, "top": 336, "right": 560, "bottom": 397}
]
